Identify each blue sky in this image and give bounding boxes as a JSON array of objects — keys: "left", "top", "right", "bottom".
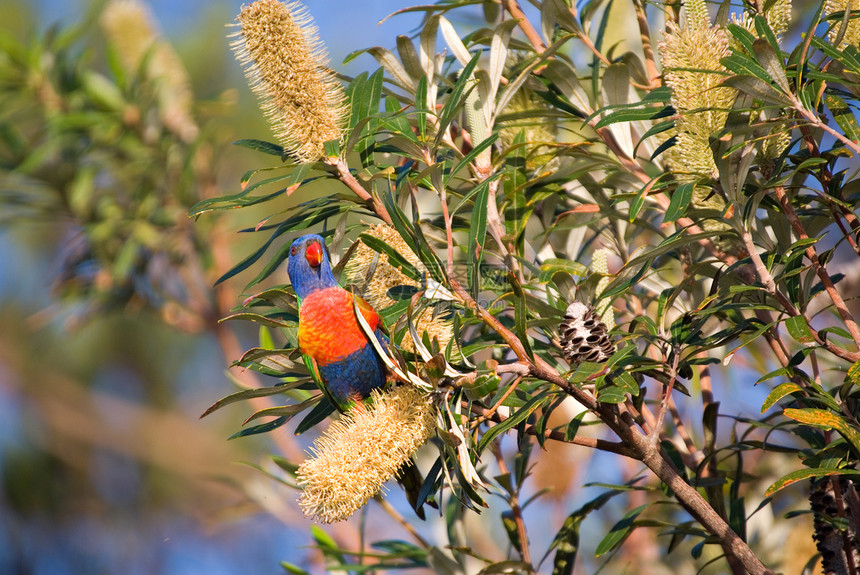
[{"left": 34, "top": 0, "right": 426, "bottom": 72}]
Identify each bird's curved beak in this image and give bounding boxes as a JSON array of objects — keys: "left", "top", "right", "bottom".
[{"left": 305, "top": 241, "right": 323, "bottom": 268}]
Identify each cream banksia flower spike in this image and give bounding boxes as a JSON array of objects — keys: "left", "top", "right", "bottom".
[
  {"left": 591, "top": 247, "right": 614, "bottom": 329},
  {"left": 297, "top": 385, "right": 436, "bottom": 523},
  {"left": 232, "top": 0, "right": 347, "bottom": 163},
  {"left": 101, "top": 0, "right": 198, "bottom": 142},
  {"left": 344, "top": 225, "right": 456, "bottom": 354},
  {"left": 660, "top": 0, "right": 736, "bottom": 181}
]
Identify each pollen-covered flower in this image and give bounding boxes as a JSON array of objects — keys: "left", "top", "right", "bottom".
[
  {"left": 344, "top": 225, "right": 455, "bottom": 354},
  {"left": 297, "top": 385, "right": 436, "bottom": 523},
  {"left": 232, "top": 0, "right": 346, "bottom": 163}
]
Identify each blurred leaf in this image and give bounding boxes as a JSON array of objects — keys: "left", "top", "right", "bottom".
[
  {"left": 200, "top": 379, "right": 308, "bottom": 418},
  {"left": 595, "top": 504, "right": 649, "bottom": 556},
  {"left": 233, "top": 138, "right": 285, "bottom": 157}
]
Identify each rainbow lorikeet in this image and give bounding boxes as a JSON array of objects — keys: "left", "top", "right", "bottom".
[
  {"left": 287, "top": 233, "right": 388, "bottom": 411},
  {"left": 287, "top": 233, "right": 433, "bottom": 519}
]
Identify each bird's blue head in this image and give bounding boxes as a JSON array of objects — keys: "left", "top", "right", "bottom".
[{"left": 287, "top": 234, "right": 338, "bottom": 299}]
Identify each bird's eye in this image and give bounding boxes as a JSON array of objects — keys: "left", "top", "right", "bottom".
[{"left": 290, "top": 245, "right": 298, "bottom": 256}]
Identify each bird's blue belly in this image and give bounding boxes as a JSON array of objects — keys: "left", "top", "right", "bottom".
[{"left": 318, "top": 330, "right": 388, "bottom": 401}]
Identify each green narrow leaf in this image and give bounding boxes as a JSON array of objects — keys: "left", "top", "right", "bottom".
[
  {"left": 564, "top": 411, "right": 587, "bottom": 442},
  {"left": 468, "top": 178, "right": 490, "bottom": 293},
  {"left": 281, "top": 562, "right": 310, "bottom": 574},
  {"left": 760, "top": 382, "right": 803, "bottom": 413},
  {"left": 311, "top": 525, "right": 349, "bottom": 565},
  {"left": 785, "top": 315, "right": 815, "bottom": 345},
  {"left": 242, "top": 397, "right": 321, "bottom": 424},
  {"left": 595, "top": 504, "right": 649, "bottom": 556},
  {"left": 538, "top": 259, "right": 589, "bottom": 284},
  {"left": 765, "top": 468, "right": 860, "bottom": 497},
  {"left": 233, "top": 138, "right": 285, "bottom": 157},
  {"left": 295, "top": 396, "right": 337, "bottom": 434},
  {"left": 358, "top": 233, "right": 421, "bottom": 281},
  {"left": 824, "top": 93, "right": 860, "bottom": 143},
  {"left": 200, "top": 380, "right": 306, "bottom": 418},
  {"left": 663, "top": 183, "right": 695, "bottom": 224},
  {"left": 478, "top": 391, "right": 550, "bottom": 452},
  {"left": 228, "top": 416, "right": 288, "bottom": 439}
]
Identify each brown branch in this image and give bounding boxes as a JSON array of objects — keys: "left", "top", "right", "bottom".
[
  {"left": 468, "top": 402, "right": 630, "bottom": 455},
  {"left": 492, "top": 445, "right": 533, "bottom": 568},
  {"left": 631, "top": 0, "right": 660, "bottom": 89},
  {"left": 771, "top": 184, "right": 860, "bottom": 351},
  {"left": 330, "top": 158, "right": 393, "bottom": 225},
  {"left": 502, "top": 0, "right": 546, "bottom": 54},
  {"left": 374, "top": 497, "right": 431, "bottom": 549},
  {"left": 471, "top": 376, "right": 524, "bottom": 428},
  {"left": 451, "top": 273, "right": 774, "bottom": 573}
]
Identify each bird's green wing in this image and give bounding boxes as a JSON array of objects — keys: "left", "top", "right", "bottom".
[{"left": 301, "top": 352, "right": 349, "bottom": 413}]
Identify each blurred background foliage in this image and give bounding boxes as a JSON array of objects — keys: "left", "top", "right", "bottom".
[
  {"left": 1, "top": 0, "right": 858, "bottom": 574},
  {"left": 0, "top": 0, "right": 423, "bottom": 572}
]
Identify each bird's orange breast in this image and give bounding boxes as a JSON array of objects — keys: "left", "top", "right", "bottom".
[{"left": 298, "top": 287, "right": 381, "bottom": 365}]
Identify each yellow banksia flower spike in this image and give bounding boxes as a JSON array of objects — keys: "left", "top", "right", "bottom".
[
  {"left": 297, "top": 385, "right": 437, "bottom": 523},
  {"left": 100, "top": 0, "right": 198, "bottom": 142},
  {"left": 344, "top": 225, "right": 456, "bottom": 354},
  {"left": 232, "top": 0, "right": 347, "bottom": 163}
]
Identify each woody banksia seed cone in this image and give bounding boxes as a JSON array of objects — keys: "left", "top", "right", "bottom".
[
  {"left": 232, "top": 0, "right": 346, "bottom": 163},
  {"left": 559, "top": 302, "right": 616, "bottom": 364},
  {"left": 297, "top": 385, "right": 436, "bottom": 523}
]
